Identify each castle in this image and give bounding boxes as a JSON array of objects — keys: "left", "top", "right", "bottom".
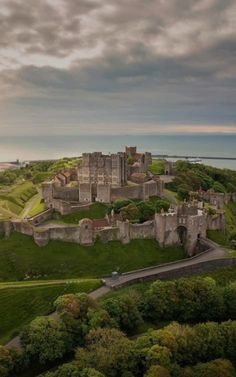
[
  {"left": 42, "top": 147, "right": 164, "bottom": 214},
  {"left": 0, "top": 146, "right": 230, "bottom": 256},
  {"left": 0, "top": 200, "right": 225, "bottom": 256}
]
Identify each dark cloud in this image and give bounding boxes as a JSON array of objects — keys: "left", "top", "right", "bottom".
[{"left": 0, "top": 0, "right": 236, "bottom": 135}]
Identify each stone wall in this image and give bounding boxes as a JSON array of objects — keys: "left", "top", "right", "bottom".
[
  {"left": 12, "top": 220, "right": 34, "bottom": 236},
  {"left": 129, "top": 221, "right": 155, "bottom": 240},
  {"left": 52, "top": 199, "right": 91, "bottom": 215},
  {"left": 97, "top": 184, "right": 111, "bottom": 203},
  {"left": 207, "top": 213, "right": 225, "bottom": 230},
  {"left": 155, "top": 213, "right": 179, "bottom": 247},
  {"left": 185, "top": 214, "right": 207, "bottom": 256},
  {"left": 42, "top": 182, "right": 54, "bottom": 208},
  {"left": 142, "top": 181, "right": 159, "bottom": 200},
  {"left": 79, "top": 183, "right": 92, "bottom": 203},
  {"left": 111, "top": 184, "right": 143, "bottom": 201},
  {"left": 50, "top": 226, "right": 81, "bottom": 243},
  {"left": 78, "top": 152, "right": 127, "bottom": 187},
  {"left": 116, "top": 220, "right": 155, "bottom": 244},
  {"left": 115, "top": 258, "right": 236, "bottom": 287},
  {"left": 111, "top": 180, "right": 163, "bottom": 201},
  {"left": 0, "top": 204, "right": 226, "bottom": 254},
  {"left": 28, "top": 209, "right": 53, "bottom": 226},
  {"left": 96, "top": 227, "right": 119, "bottom": 243},
  {"left": 52, "top": 199, "right": 71, "bottom": 215},
  {"left": 0, "top": 221, "right": 13, "bottom": 237},
  {"left": 53, "top": 186, "right": 80, "bottom": 202},
  {"left": 201, "top": 191, "right": 236, "bottom": 209}
]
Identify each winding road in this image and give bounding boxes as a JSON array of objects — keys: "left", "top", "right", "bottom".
[{"left": 5, "top": 238, "right": 232, "bottom": 350}]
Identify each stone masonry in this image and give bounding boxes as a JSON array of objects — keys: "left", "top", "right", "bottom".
[{"left": 0, "top": 202, "right": 225, "bottom": 256}]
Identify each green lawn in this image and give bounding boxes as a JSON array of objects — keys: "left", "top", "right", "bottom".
[
  {"left": 148, "top": 159, "right": 165, "bottom": 175},
  {"left": 53, "top": 202, "right": 108, "bottom": 224},
  {"left": 0, "top": 279, "right": 101, "bottom": 344},
  {"left": 0, "top": 182, "right": 37, "bottom": 217},
  {"left": 0, "top": 233, "right": 186, "bottom": 281},
  {"left": 28, "top": 197, "right": 45, "bottom": 217},
  {"left": 207, "top": 229, "right": 229, "bottom": 246}
]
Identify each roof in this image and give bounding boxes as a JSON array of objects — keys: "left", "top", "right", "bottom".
[
  {"left": 79, "top": 218, "right": 93, "bottom": 225},
  {"left": 93, "top": 218, "right": 109, "bottom": 229}
]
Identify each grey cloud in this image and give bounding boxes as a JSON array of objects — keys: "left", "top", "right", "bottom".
[
  {"left": 0, "top": 0, "right": 236, "bottom": 136},
  {"left": 0, "top": 0, "right": 236, "bottom": 62}
]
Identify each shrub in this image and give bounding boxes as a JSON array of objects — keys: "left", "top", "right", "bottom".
[{"left": 21, "top": 316, "right": 72, "bottom": 364}]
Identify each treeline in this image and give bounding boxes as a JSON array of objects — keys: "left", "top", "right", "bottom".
[
  {"left": 167, "top": 161, "right": 236, "bottom": 199},
  {"left": 1, "top": 276, "right": 236, "bottom": 377},
  {"left": 108, "top": 197, "right": 170, "bottom": 223},
  {"left": 0, "top": 158, "right": 79, "bottom": 187}
]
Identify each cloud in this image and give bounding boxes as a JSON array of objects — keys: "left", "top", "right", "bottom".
[{"left": 0, "top": 0, "right": 236, "bottom": 136}]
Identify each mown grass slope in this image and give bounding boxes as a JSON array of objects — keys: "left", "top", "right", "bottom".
[
  {"left": 0, "top": 233, "right": 186, "bottom": 281},
  {"left": 53, "top": 202, "right": 108, "bottom": 224},
  {"left": 0, "top": 182, "right": 37, "bottom": 217},
  {"left": 0, "top": 279, "right": 101, "bottom": 344}
]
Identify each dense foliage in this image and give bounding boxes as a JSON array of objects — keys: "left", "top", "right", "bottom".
[
  {"left": 109, "top": 197, "right": 170, "bottom": 223},
  {"left": 1, "top": 273, "right": 236, "bottom": 377},
  {"left": 166, "top": 161, "right": 236, "bottom": 199},
  {"left": 0, "top": 158, "right": 79, "bottom": 187}
]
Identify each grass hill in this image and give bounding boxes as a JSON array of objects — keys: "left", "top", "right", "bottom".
[
  {"left": 0, "top": 233, "right": 186, "bottom": 281},
  {"left": 0, "top": 182, "right": 37, "bottom": 218},
  {"left": 0, "top": 279, "right": 101, "bottom": 344}
]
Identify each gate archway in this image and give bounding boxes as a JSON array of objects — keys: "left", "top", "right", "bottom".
[{"left": 177, "top": 225, "right": 187, "bottom": 246}]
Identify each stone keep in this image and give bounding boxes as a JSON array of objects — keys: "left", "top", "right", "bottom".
[{"left": 77, "top": 152, "right": 127, "bottom": 187}]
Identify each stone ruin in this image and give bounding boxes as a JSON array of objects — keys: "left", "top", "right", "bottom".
[
  {"left": 0, "top": 201, "right": 225, "bottom": 256},
  {"left": 42, "top": 147, "right": 164, "bottom": 214}
]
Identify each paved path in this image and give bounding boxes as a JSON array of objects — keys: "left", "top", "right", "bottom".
[
  {"left": 104, "top": 238, "right": 227, "bottom": 288},
  {"left": 5, "top": 238, "right": 227, "bottom": 350}
]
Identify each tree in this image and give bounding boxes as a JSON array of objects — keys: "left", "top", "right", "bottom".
[
  {"left": 224, "top": 282, "right": 236, "bottom": 319},
  {"left": 120, "top": 204, "right": 140, "bottom": 221},
  {"left": 144, "top": 280, "right": 178, "bottom": 320},
  {"left": 0, "top": 346, "right": 25, "bottom": 377},
  {"left": 54, "top": 293, "right": 97, "bottom": 344},
  {"left": 136, "top": 202, "right": 155, "bottom": 222},
  {"left": 54, "top": 293, "right": 97, "bottom": 319},
  {"left": 175, "top": 161, "right": 192, "bottom": 173},
  {"left": 0, "top": 347, "right": 14, "bottom": 377},
  {"left": 112, "top": 199, "right": 133, "bottom": 213},
  {"left": 192, "top": 358, "right": 236, "bottom": 377},
  {"left": 102, "top": 292, "right": 143, "bottom": 333},
  {"left": 177, "top": 184, "right": 190, "bottom": 200},
  {"left": 87, "top": 308, "right": 115, "bottom": 330},
  {"left": 76, "top": 328, "right": 135, "bottom": 377},
  {"left": 144, "top": 277, "right": 225, "bottom": 323},
  {"left": 154, "top": 199, "right": 170, "bottom": 213},
  {"left": 21, "top": 316, "right": 72, "bottom": 364},
  {"left": 144, "top": 365, "right": 171, "bottom": 377},
  {"left": 42, "top": 363, "right": 80, "bottom": 377},
  {"left": 80, "top": 368, "right": 106, "bottom": 377},
  {"left": 212, "top": 182, "right": 226, "bottom": 193},
  {"left": 146, "top": 345, "right": 172, "bottom": 369}
]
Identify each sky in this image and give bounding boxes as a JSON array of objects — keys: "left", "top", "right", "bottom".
[{"left": 0, "top": 0, "right": 236, "bottom": 136}]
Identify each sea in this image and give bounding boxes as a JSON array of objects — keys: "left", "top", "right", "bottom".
[{"left": 0, "top": 134, "right": 236, "bottom": 171}]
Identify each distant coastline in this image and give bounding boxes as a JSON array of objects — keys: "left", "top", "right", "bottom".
[{"left": 0, "top": 133, "right": 236, "bottom": 170}]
